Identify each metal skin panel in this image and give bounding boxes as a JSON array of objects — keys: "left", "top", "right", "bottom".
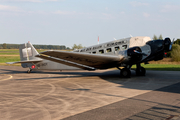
[
  {"left": 36, "top": 55, "right": 95, "bottom": 70},
  {"left": 37, "top": 51, "right": 124, "bottom": 69},
  {"left": 38, "top": 37, "right": 152, "bottom": 69},
  {"left": 7, "top": 36, "right": 172, "bottom": 73},
  {"left": 35, "top": 60, "right": 81, "bottom": 70}
]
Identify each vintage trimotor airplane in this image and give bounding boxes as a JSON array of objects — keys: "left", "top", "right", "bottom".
[{"left": 7, "top": 36, "right": 172, "bottom": 77}]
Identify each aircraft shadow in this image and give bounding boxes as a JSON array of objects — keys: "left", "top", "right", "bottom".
[{"left": 1, "top": 67, "right": 180, "bottom": 94}]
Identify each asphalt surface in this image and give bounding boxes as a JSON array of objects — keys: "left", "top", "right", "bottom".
[{"left": 0, "top": 66, "right": 180, "bottom": 120}]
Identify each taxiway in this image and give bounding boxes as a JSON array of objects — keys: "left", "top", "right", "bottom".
[{"left": 0, "top": 66, "right": 180, "bottom": 120}]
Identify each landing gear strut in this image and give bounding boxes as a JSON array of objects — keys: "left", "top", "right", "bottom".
[
  {"left": 136, "top": 63, "right": 146, "bottom": 76},
  {"left": 27, "top": 69, "right": 32, "bottom": 73},
  {"left": 118, "top": 63, "right": 146, "bottom": 77}
]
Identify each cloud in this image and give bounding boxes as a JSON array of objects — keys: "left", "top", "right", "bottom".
[
  {"left": 120, "top": 11, "right": 125, "bottom": 14},
  {"left": 143, "top": 12, "right": 150, "bottom": 18},
  {"left": 130, "top": 1, "right": 149, "bottom": 7},
  {"left": 0, "top": 4, "right": 21, "bottom": 12},
  {"left": 161, "top": 5, "right": 180, "bottom": 13},
  {"left": 53, "top": 10, "right": 76, "bottom": 15},
  {"left": 0, "top": 0, "right": 63, "bottom": 2}
]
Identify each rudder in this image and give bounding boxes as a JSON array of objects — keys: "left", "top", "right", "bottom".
[{"left": 19, "top": 42, "right": 41, "bottom": 68}]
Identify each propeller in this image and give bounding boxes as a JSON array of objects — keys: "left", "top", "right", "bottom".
[
  {"left": 133, "top": 50, "right": 148, "bottom": 56},
  {"left": 163, "top": 37, "right": 173, "bottom": 52}
]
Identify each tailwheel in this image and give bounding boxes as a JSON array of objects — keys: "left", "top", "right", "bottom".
[
  {"left": 120, "top": 68, "right": 131, "bottom": 78},
  {"left": 136, "top": 67, "right": 146, "bottom": 76},
  {"left": 27, "top": 69, "right": 32, "bottom": 73}
]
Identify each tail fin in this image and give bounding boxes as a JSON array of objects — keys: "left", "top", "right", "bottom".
[
  {"left": 19, "top": 42, "right": 42, "bottom": 68},
  {"left": 6, "top": 42, "right": 42, "bottom": 68},
  {"left": 19, "top": 42, "right": 39, "bottom": 61}
]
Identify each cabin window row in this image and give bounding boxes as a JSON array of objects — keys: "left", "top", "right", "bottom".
[
  {"left": 92, "top": 45, "right": 127, "bottom": 54},
  {"left": 74, "top": 45, "right": 128, "bottom": 53}
]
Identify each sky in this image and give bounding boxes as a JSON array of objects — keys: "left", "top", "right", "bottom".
[{"left": 0, "top": 0, "right": 180, "bottom": 48}]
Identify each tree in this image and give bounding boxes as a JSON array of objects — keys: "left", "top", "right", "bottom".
[
  {"left": 174, "top": 39, "right": 180, "bottom": 45},
  {"left": 153, "top": 35, "right": 158, "bottom": 40},
  {"left": 72, "top": 44, "right": 78, "bottom": 50},
  {"left": 2, "top": 43, "right": 7, "bottom": 49},
  {"left": 159, "top": 34, "right": 163, "bottom": 40},
  {"left": 72, "top": 44, "right": 84, "bottom": 50},
  {"left": 77, "top": 44, "right": 83, "bottom": 49},
  {"left": 171, "top": 44, "right": 180, "bottom": 61},
  {"left": 153, "top": 34, "right": 163, "bottom": 40}
]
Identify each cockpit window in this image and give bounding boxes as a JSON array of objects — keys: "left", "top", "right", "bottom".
[
  {"left": 106, "top": 48, "right": 112, "bottom": 53},
  {"left": 99, "top": 49, "right": 104, "bottom": 54},
  {"left": 122, "top": 45, "right": 127, "bottom": 50},
  {"left": 115, "top": 46, "right": 120, "bottom": 51}
]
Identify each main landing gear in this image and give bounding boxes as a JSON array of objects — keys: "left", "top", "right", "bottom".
[
  {"left": 118, "top": 64, "right": 146, "bottom": 78},
  {"left": 120, "top": 68, "right": 131, "bottom": 78},
  {"left": 136, "top": 63, "right": 146, "bottom": 76}
]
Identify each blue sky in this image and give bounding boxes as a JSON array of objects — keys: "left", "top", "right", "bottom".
[{"left": 0, "top": 0, "right": 180, "bottom": 48}]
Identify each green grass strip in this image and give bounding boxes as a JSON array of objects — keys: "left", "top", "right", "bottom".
[
  {"left": 132, "top": 64, "right": 180, "bottom": 71},
  {"left": 0, "top": 56, "right": 20, "bottom": 63}
]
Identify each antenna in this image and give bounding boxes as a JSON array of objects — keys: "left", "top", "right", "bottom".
[
  {"left": 113, "top": 38, "right": 117, "bottom": 40},
  {"left": 130, "top": 34, "right": 133, "bottom": 37}
]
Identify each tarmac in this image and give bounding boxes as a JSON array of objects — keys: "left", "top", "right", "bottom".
[{"left": 0, "top": 66, "right": 180, "bottom": 120}]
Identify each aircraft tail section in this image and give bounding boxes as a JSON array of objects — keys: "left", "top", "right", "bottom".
[
  {"left": 6, "top": 42, "right": 42, "bottom": 68},
  {"left": 19, "top": 42, "right": 42, "bottom": 68},
  {"left": 19, "top": 42, "right": 39, "bottom": 61}
]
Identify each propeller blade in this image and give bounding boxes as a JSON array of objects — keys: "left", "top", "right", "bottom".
[{"left": 133, "top": 50, "right": 148, "bottom": 56}]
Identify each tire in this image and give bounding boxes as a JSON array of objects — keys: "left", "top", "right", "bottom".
[
  {"left": 27, "top": 69, "right": 32, "bottom": 73},
  {"left": 136, "top": 67, "right": 146, "bottom": 76},
  {"left": 120, "top": 68, "right": 131, "bottom": 78}
]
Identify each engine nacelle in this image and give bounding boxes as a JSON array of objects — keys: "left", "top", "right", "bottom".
[
  {"left": 119, "top": 47, "right": 143, "bottom": 65},
  {"left": 127, "top": 47, "right": 143, "bottom": 64}
]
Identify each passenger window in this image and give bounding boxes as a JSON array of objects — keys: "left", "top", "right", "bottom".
[
  {"left": 115, "top": 46, "right": 120, "bottom": 51},
  {"left": 99, "top": 49, "right": 104, "bottom": 54},
  {"left": 92, "top": 51, "right": 96, "bottom": 54},
  {"left": 122, "top": 45, "right": 127, "bottom": 50},
  {"left": 106, "top": 48, "right": 112, "bottom": 53}
]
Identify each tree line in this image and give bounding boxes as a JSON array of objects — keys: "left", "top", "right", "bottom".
[{"left": 0, "top": 43, "right": 67, "bottom": 50}]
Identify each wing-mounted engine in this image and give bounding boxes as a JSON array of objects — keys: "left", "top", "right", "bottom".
[
  {"left": 127, "top": 47, "right": 143, "bottom": 64},
  {"left": 119, "top": 47, "right": 144, "bottom": 65}
]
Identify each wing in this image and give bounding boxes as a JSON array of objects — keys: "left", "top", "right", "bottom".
[{"left": 36, "top": 50, "right": 124, "bottom": 69}]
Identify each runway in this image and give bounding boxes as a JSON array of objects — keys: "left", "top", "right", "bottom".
[{"left": 0, "top": 66, "right": 180, "bottom": 120}]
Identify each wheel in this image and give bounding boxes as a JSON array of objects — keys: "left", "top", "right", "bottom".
[
  {"left": 136, "top": 67, "right": 146, "bottom": 76},
  {"left": 120, "top": 68, "right": 131, "bottom": 78},
  {"left": 27, "top": 69, "right": 32, "bottom": 73}
]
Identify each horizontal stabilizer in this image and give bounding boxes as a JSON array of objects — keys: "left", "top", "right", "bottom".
[{"left": 6, "top": 60, "right": 42, "bottom": 64}]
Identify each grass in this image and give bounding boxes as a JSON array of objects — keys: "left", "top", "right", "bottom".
[
  {"left": 132, "top": 64, "right": 180, "bottom": 71},
  {"left": 0, "top": 49, "right": 19, "bottom": 55},
  {"left": 0, "top": 56, "right": 20, "bottom": 63},
  {"left": 1, "top": 49, "right": 180, "bottom": 71}
]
